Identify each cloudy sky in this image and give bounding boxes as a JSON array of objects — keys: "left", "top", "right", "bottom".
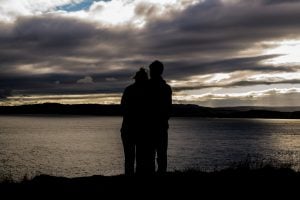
[{"left": 1, "top": 0, "right": 300, "bottom": 107}]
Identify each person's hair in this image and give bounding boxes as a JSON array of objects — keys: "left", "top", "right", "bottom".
[
  {"left": 133, "top": 68, "right": 148, "bottom": 82},
  {"left": 149, "top": 60, "right": 164, "bottom": 76}
]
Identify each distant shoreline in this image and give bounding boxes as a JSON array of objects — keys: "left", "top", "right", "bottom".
[{"left": 0, "top": 103, "right": 300, "bottom": 119}]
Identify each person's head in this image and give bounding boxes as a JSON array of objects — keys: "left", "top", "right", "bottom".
[
  {"left": 149, "top": 60, "right": 164, "bottom": 79},
  {"left": 133, "top": 68, "right": 148, "bottom": 83}
]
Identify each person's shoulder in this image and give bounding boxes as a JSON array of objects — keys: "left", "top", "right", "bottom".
[
  {"left": 163, "top": 81, "right": 172, "bottom": 92},
  {"left": 128, "top": 83, "right": 138, "bottom": 89},
  {"left": 165, "top": 82, "right": 171, "bottom": 89},
  {"left": 124, "top": 84, "right": 136, "bottom": 93}
]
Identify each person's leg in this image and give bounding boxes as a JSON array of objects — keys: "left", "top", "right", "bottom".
[
  {"left": 144, "top": 143, "right": 156, "bottom": 174},
  {"left": 135, "top": 142, "right": 143, "bottom": 174},
  {"left": 156, "top": 130, "right": 168, "bottom": 174},
  {"left": 136, "top": 139, "right": 155, "bottom": 175},
  {"left": 122, "top": 134, "right": 135, "bottom": 175}
]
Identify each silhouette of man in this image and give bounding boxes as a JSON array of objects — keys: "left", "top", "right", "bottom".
[
  {"left": 121, "top": 68, "right": 148, "bottom": 175},
  {"left": 148, "top": 60, "right": 172, "bottom": 174},
  {"left": 121, "top": 68, "right": 150, "bottom": 175}
]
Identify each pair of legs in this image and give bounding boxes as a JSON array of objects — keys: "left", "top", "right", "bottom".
[
  {"left": 136, "top": 142, "right": 155, "bottom": 175},
  {"left": 136, "top": 129, "right": 169, "bottom": 174},
  {"left": 154, "top": 129, "right": 168, "bottom": 174},
  {"left": 121, "top": 133, "right": 135, "bottom": 175},
  {"left": 122, "top": 129, "right": 168, "bottom": 175},
  {"left": 122, "top": 132, "right": 155, "bottom": 175}
]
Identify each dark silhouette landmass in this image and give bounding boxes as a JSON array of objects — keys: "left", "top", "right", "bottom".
[
  {"left": 1, "top": 166, "right": 299, "bottom": 196},
  {"left": 0, "top": 103, "right": 299, "bottom": 118},
  {"left": 0, "top": 103, "right": 121, "bottom": 116}
]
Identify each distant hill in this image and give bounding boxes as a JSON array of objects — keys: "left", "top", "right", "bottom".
[
  {"left": 0, "top": 103, "right": 299, "bottom": 119},
  {"left": 216, "top": 106, "right": 300, "bottom": 112},
  {"left": 0, "top": 103, "right": 121, "bottom": 116}
]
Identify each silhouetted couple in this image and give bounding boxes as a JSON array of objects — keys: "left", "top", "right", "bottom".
[{"left": 121, "top": 60, "right": 172, "bottom": 175}]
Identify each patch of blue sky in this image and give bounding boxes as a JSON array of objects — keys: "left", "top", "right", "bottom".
[{"left": 57, "top": 0, "right": 111, "bottom": 12}]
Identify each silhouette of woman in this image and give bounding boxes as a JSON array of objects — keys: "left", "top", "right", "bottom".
[{"left": 120, "top": 68, "right": 154, "bottom": 175}]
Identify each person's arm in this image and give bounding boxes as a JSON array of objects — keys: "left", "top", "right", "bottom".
[{"left": 162, "top": 84, "right": 172, "bottom": 120}]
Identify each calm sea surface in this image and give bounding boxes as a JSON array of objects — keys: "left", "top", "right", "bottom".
[{"left": 0, "top": 116, "right": 300, "bottom": 181}]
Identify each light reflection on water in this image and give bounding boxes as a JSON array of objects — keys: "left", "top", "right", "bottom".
[{"left": 0, "top": 116, "right": 299, "bottom": 181}]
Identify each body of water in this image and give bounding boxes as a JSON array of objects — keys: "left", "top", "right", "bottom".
[{"left": 0, "top": 116, "right": 300, "bottom": 180}]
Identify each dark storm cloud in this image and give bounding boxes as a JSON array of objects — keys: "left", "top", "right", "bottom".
[
  {"left": 262, "top": 0, "right": 300, "bottom": 5},
  {"left": 164, "top": 55, "right": 294, "bottom": 80},
  {"left": 0, "top": 16, "right": 113, "bottom": 68},
  {"left": 172, "top": 79, "right": 300, "bottom": 92},
  {"left": 0, "top": 89, "right": 12, "bottom": 99},
  {"left": 0, "top": 72, "right": 132, "bottom": 95},
  {"left": 1, "top": 0, "right": 300, "bottom": 96},
  {"left": 140, "top": 0, "right": 300, "bottom": 56}
]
